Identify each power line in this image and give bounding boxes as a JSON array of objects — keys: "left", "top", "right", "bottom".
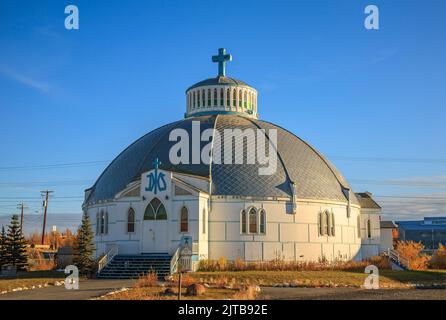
[
  {"left": 329, "top": 156, "right": 446, "bottom": 163},
  {"left": 349, "top": 178, "right": 446, "bottom": 188},
  {"left": 0, "top": 179, "right": 93, "bottom": 187},
  {"left": 0, "top": 196, "right": 83, "bottom": 200},
  {"left": 0, "top": 160, "right": 109, "bottom": 171},
  {"left": 0, "top": 155, "right": 444, "bottom": 172}
]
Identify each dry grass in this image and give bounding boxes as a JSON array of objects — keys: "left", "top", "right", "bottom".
[
  {"left": 171, "top": 273, "right": 194, "bottom": 287},
  {"left": 100, "top": 268, "right": 446, "bottom": 300},
  {"left": 100, "top": 286, "right": 238, "bottom": 300},
  {"left": 0, "top": 278, "right": 63, "bottom": 292},
  {"left": 135, "top": 272, "right": 158, "bottom": 288},
  {"left": 197, "top": 255, "right": 391, "bottom": 272},
  {"left": 190, "top": 269, "right": 446, "bottom": 288},
  {"left": 0, "top": 270, "right": 66, "bottom": 292}
]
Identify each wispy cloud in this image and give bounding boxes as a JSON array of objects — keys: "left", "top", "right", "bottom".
[
  {"left": 370, "top": 48, "right": 399, "bottom": 64},
  {"left": 380, "top": 191, "right": 446, "bottom": 221},
  {"left": 0, "top": 65, "right": 51, "bottom": 93}
]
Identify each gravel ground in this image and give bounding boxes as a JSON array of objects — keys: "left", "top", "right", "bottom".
[{"left": 259, "top": 287, "right": 446, "bottom": 300}]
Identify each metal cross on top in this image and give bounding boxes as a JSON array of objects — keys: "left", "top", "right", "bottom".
[{"left": 212, "top": 48, "right": 232, "bottom": 77}]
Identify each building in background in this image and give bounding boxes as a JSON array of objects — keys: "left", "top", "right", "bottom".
[
  {"left": 380, "top": 221, "right": 397, "bottom": 252},
  {"left": 397, "top": 217, "right": 446, "bottom": 253}
]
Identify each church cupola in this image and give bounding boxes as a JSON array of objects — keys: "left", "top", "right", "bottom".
[{"left": 185, "top": 48, "right": 258, "bottom": 119}]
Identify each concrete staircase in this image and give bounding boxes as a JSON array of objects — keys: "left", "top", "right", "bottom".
[{"left": 97, "top": 253, "right": 172, "bottom": 279}]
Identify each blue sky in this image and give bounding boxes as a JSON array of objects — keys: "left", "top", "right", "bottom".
[{"left": 0, "top": 0, "right": 445, "bottom": 227}]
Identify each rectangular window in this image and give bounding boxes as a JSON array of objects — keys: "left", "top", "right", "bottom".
[
  {"left": 259, "top": 215, "right": 265, "bottom": 234},
  {"left": 127, "top": 222, "right": 134, "bottom": 233},
  {"left": 249, "top": 213, "right": 257, "bottom": 233},
  {"left": 241, "top": 212, "right": 246, "bottom": 234},
  {"left": 202, "top": 210, "right": 206, "bottom": 234}
]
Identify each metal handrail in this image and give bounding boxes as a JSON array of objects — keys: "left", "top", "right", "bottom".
[
  {"left": 98, "top": 246, "right": 118, "bottom": 273},
  {"left": 170, "top": 247, "right": 180, "bottom": 275},
  {"left": 387, "top": 248, "right": 410, "bottom": 270}
]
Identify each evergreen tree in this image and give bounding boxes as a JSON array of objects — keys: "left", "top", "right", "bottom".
[
  {"left": 73, "top": 213, "right": 96, "bottom": 276},
  {"left": 5, "top": 215, "right": 28, "bottom": 271},
  {"left": 0, "top": 225, "right": 7, "bottom": 268}
]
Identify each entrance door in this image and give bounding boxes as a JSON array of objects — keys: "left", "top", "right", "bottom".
[
  {"left": 142, "top": 197, "right": 169, "bottom": 253},
  {"left": 143, "top": 221, "right": 168, "bottom": 252}
]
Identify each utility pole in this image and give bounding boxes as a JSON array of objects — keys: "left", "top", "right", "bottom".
[
  {"left": 16, "top": 202, "right": 28, "bottom": 234},
  {"left": 40, "top": 190, "right": 54, "bottom": 245}
]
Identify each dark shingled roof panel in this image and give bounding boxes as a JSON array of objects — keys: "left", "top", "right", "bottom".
[
  {"left": 187, "top": 76, "right": 252, "bottom": 91},
  {"left": 86, "top": 115, "right": 355, "bottom": 204},
  {"left": 380, "top": 221, "right": 397, "bottom": 229},
  {"left": 356, "top": 192, "right": 381, "bottom": 209}
]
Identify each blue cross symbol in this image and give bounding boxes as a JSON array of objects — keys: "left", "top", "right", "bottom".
[
  {"left": 145, "top": 158, "right": 166, "bottom": 194},
  {"left": 212, "top": 48, "right": 232, "bottom": 77}
]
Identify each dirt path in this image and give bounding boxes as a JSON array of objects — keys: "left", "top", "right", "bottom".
[{"left": 0, "top": 279, "right": 136, "bottom": 300}]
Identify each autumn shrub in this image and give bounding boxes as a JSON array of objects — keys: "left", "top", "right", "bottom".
[
  {"left": 234, "top": 258, "right": 246, "bottom": 271},
  {"left": 395, "top": 241, "right": 430, "bottom": 270},
  {"left": 171, "top": 272, "right": 195, "bottom": 287},
  {"left": 218, "top": 256, "right": 227, "bottom": 270},
  {"left": 430, "top": 244, "right": 446, "bottom": 269},
  {"left": 135, "top": 271, "right": 158, "bottom": 288},
  {"left": 27, "top": 248, "right": 55, "bottom": 271}
]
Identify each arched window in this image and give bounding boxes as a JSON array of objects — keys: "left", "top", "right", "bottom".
[
  {"left": 213, "top": 88, "right": 217, "bottom": 106},
  {"left": 239, "top": 90, "right": 242, "bottom": 107},
  {"left": 208, "top": 88, "right": 211, "bottom": 106},
  {"left": 249, "top": 208, "right": 257, "bottom": 233},
  {"left": 180, "top": 206, "right": 188, "bottom": 233},
  {"left": 324, "top": 211, "right": 330, "bottom": 236},
  {"left": 96, "top": 212, "right": 100, "bottom": 235},
  {"left": 259, "top": 209, "right": 266, "bottom": 234},
  {"left": 203, "top": 89, "right": 207, "bottom": 107},
  {"left": 226, "top": 88, "right": 230, "bottom": 106},
  {"left": 367, "top": 219, "right": 372, "bottom": 239},
  {"left": 202, "top": 209, "right": 206, "bottom": 234},
  {"left": 319, "top": 210, "right": 330, "bottom": 236},
  {"left": 244, "top": 91, "right": 247, "bottom": 108},
  {"left": 233, "top": 89, "right": 236, "bottom": 107},
  {"left": 318, "top": 211, "right": 322, "bottom": 236},
  {"left": 330, "top": 212, "right": 335, "bottom": 236},
  {"left": 127, "top": 208, "right": 135, "bottom": 233},
  {"left": 144, "top": 197, "right": 167, "bottom": 220},
  {"left": 197, "top": 90, "right": 200, "bottom": 108},
  {"left": 104, "top": 211, "right": 108, "bottom": 234},
  {"left": 100, "top": 210, "right": 105, "bottom": 234},
  {"left": 241, "top": 210, "right": 247, "bottom": 234}
]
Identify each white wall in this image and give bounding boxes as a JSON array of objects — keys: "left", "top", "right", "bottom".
[
  {"left": 207, "top": 198, "right": 373, "bottom": 262},
  {"left": 380, "top": 228, "right": 394, "bottom": 253},
  {"left": 86, "top": 169, "right": 382, "bottom": 262}
]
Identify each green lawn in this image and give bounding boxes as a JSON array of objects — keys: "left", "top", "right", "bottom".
[{"left": 189, "top": 269, "right": 446, "bottom": 288}]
